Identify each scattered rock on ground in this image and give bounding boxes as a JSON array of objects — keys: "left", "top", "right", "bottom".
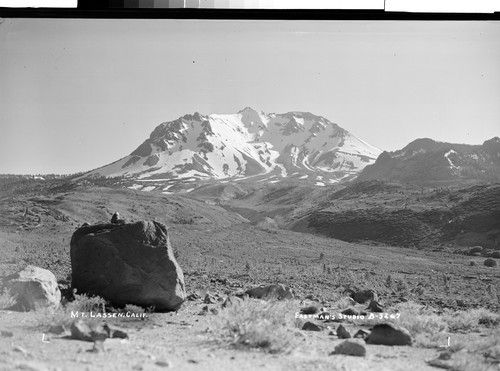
[
  {"left": 70, "top": 319, "right": 128, "bottom": 342},
  {"left": 484, "top": 258, "right": 497, "bottom": 267},
  {"left": 341, "top": 308, "right": 360, "bottom": 316},
  {"left": 107, "top": 325, "right": 128, "bottom": 339},
  {"left": 187, "top": 293, "right": 201, "bottom": 301},
  {"left": 300, "top": 305, "right": 319, "bottom": 314},
  {"left": 354, "top": 329, "right": 370, "bottom": 339},
  {"left": 1, "top": 265, "right": 61, "bottom": 311},
  {"left": 368, "top": 300, "right": 384, "bottom": 312},
  {"left": 486, "top": 251, "right": 500, "bottom": 259},
  {"left": 48, "top": 324, "right": 65, "bottom": 335},
  {"left": 337, "top": 324, "right": 351, "bottom": 339},
  {"left": 70, "top": 320, "right": 109, "bottom": 342},
  {"left": 70, "top": 220, "right": 186, "bottom": 311},
  {"left": 366, "top": 323, "right": 412, "bottom": 346},
  {"left": 198, "top": 306, "right": 209, "bottom": 315},
  {"left": 222, "top": 295, "right": 242, "bottom": 308},
  {"left": 331, "top": 340, "right": 366, "bottom": 357},
  {"left": 302, "top": 321, "right": 322, "bottom": 331},
  {"left": 468, "top": 246, "right": 483, "bottom": 255},
  {"left": 204, "top": 293, "right": 218, "bottom": 304},
  {"left": 155, "top": 360, "right": 172, "bottom": 368},
  {"left": 245, "top": 284, "right": 294, "bottom": 300},
  {"left": 352, "top": 289, "right": 378, "bottom": 304}
]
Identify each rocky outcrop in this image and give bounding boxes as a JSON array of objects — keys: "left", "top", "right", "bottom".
[
  {"left": 70, "top": 221, "right": 186, "bottom": 311},
  {"left": 1, "top": 265, "right": 61, "bottom": 311}
]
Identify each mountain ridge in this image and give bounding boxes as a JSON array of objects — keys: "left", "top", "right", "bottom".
[{"left": 357, "top": 136, "right": 500, "bottom": 185}]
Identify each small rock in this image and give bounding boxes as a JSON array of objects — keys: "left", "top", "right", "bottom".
[
  {"left": 104, "top": 324, "right": 128, "bottom": 339},
  {"left": 331, "top": 340, "right": 366, "bottom": 357},
  {"left": 366, "top": 323, "right": 412, "bottom": 346},
  {"left": 111, "top": 212, "right": 120, "bottom": 224},
  {"left": 13, "top": 345, "right": 28, "bottom": 355},
  {"left": 204, "top": 293, "right": 218, "bottom": 304},
  {"left": 354, "top": 329, "right": 370, "bottom": 339},
  {"left": 487, "top": 251, "right": 500, "bottom": 259},
  {"left": 484, "top": 258, "right": 497, "bottom": 267},
  {"left": 245, "top": 284, "right": 294, "bottom": 300},
  {"left": 48, "top": 325, "right": 65, "bottom": 335},
  {"left": 209, "top": 307, "right": 219, "bottom": 315},
  {"left": 368, "top": 300, "right": 384, "bottom": 313},
  {"left": 426, "top": 357, "right": 454, "bottom": 369},
  {"left": 302, "top": 322, "right": 322, "bottom": 331},
  {"left": 1, "top": 330, "right": 13, "bottom": 337},
  {"left": 198, "top": 305, "right": 209, "bottom": 315},
  {"left": 155, "top": 360, "right": 172, "bottom": 367},
  {"left": 87, "top": 340, "right": 105, "bottom": 353},
  {"left": 222, "top": 295, "right": 242, "bottom": 308},
  {"left": 341, "top": 308, "right": 359, "bottom": 316},
  {"left": 468, "top": 246, "right": 483, "bottom": 255},
  {"left": 70, "top": 319, "right": 108, "bottom": 342},
  {"left": 352, "top": 289, "right": 378, "bottom": 304},
  {"left": 337, "top": 324, "right": 351, "bottom": 339},
  {"left": 187, "top": 293, "right": 201, "bottom": 301},
  {"left": 300, "top": 306, "right": 319, "bottom": 315},
  {"left": 438, "top": 350, "right": 452, "bottom": 360}
]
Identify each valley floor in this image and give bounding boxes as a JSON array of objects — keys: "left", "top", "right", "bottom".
[{"left": 1, "top": 180, "right": 499, "bottom": 370}]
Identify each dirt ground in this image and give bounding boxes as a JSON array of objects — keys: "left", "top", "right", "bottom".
[{"left": 0, "top": 301, "right": 471, "bottom": 371}]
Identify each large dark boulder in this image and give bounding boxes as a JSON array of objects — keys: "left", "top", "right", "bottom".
[{"left": 70, "top": 221, "right": 185, "bottom": 311}]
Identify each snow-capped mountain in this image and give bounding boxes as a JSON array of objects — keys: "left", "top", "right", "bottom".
[
  {"left": 357, "top": 137, "right": 500, "bottom": 185},
  {"left": 86, "top": 108, "right": 381, "bottom": 183}
]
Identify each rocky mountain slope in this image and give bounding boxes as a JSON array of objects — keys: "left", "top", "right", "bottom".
[
  {"left": 357, "top": 137, "right": 500, "bottom": 185},
  {"left": 86, "top": 108, "right": 381, "bottom": 184},
  {"left": 288, "top": 180, "right": 500, "bottom": 250}
]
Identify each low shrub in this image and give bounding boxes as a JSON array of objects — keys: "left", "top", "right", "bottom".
[
  {"left": 0, "top": 288, "right": 17, "bottom": 310},
  {"left": 210, "top": 299, "right": 300, "bottom": 354}
]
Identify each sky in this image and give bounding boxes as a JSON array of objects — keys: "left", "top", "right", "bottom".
[{"left": 0, "top": 19, "right": 499, "bottom": 174}]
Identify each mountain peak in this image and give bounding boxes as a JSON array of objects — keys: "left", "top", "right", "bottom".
[
  {"left": 237, "top": 106, "right": 259, "bottom": 114},
  {"left": 87, "top": 108, "right": 382, "bottom": 184}
]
